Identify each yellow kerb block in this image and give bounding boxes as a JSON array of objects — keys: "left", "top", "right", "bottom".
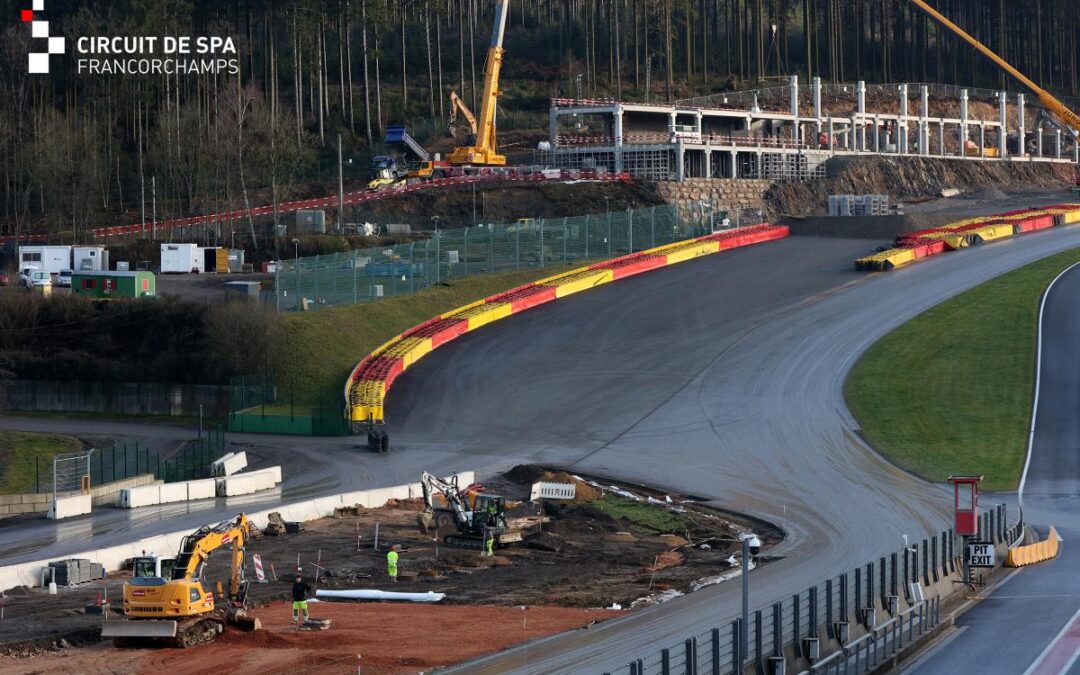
[
  {"left": 380, "top": 336, "right": 434, "bottom": 368},
  {"left": 664, "top": 241, "right": 721, "bottom": 265},
  {"left": 446, "top": 301, "right": 513, "bottom": 331},
  {"left": 544, "top": 268, "right": 613, "bottom": 298}
]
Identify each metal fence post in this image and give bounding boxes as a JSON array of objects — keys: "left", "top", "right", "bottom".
[
  {"left": 809, "top": 586, "right": 818, "bottom": 634},
  {"left": 607, "top": 212, "right": 612, "bottom": 257},
  {"left": 628, "top": 208, "right": 634, "bottom": 252},
  {"left": 352, "top": 249, "right": 358, "bottom": 304},
  {"left": 754, "top": 610, "right": 763, "bottom": 672},
  {"left": 731, "top": 619, "right": 742, "bottom": 673},
  {"left": 584, "top": 214, "right": 590, "bottom": 259},
  {"left": 711, "top": 627, "right": 721, "bottom": 675},
  {"left": 793, "top": 593, "right": 802, "bottom": 657},
  {"left": 515, "top": 222, "right": 520, "bottom": 269},
  {"left": 539, "top": 219, "right": 545, "bottom": 269},
  {"left": 772, "top": 602, "right": 783, "bottom": 656},
  {"left": 686, "top": 637, "right": 697, "bottom": 675},
  {"left": 463, "top": 226, "right": 469, "bottom": 276},
  {"left": 661, "top": 647, "right": 671, "bottom": 675},
  {"left": 826, "top": 578, "right": 834, "bottom": 638},
  {"left": 562, "top": 218, "right": 568, "bottom": 262}
]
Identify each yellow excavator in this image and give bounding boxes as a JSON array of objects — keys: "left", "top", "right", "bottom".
[
  {"left": 447, "top": 0, "right": 510, "bottom": 167},
  {"left": 101, "top": 513, "right": 260, "bottom": 647},
  {"left": 908, "top": 0, "right": 1080, "bottom": 135},
  {"left": 446, "top": 91, "right": 479, "bottom": 146}
]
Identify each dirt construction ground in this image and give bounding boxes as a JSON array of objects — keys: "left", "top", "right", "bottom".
[{"left": 0, "top": 467, "right": 778, "bottom": 673}]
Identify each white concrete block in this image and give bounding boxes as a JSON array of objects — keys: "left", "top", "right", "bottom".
[
  {"left": 47, "top": 494, "right": 92, "bottom": 520},
  {"left": 185, "top": 478, "right": 216, "bottom": 501},
  {"left": 119, "top": 484, "right": 161, "bottom": 508},
  {"left": 158, "top": 483, "right": 188, "bottom": 504}
]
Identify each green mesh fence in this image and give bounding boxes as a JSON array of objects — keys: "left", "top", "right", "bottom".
[
  {"left": 227, "top": 374, "right": 351, "bottom": 436},
  {"left": 275, "top": 204, "right": 705, "bottom": 311}
]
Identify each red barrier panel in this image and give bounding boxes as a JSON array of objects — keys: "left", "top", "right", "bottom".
[
  {"left": 403, "top": 316, "right": 469, "bottom": 348},
  {"left": 357, "top": 355, "right": 405, "bottom": 389},
  {"left": 598, "top": 254, "right": 668, "bottom": 279},
  {"left": 486, "top": 284, "right": 558, "bottom": 312}
]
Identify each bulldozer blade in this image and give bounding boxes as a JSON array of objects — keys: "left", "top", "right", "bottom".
[{"left": 101, "top": 620, "right": 178, "bottom": 639}]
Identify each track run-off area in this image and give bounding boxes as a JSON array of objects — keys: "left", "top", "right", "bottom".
[{"left": 2, "top": 223, "right": 1079, "bottom": 673}]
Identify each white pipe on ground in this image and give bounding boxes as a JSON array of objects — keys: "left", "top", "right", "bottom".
[{"left": 316, "top": 589, "right": 445, "bottom": 603}]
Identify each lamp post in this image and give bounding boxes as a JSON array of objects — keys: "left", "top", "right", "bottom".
[{"left": 739, "top": 532, "right": 761, "bottom": 670}]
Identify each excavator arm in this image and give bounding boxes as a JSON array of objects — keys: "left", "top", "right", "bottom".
[
  {"left": 172, "top": 513, "right": 251, "bottom": 604},
  {"left": 907, "top": 0, "right": 1080, "bottom": 135},
  {"left": 447, "top": 91, "right": 478, "bottom": 142}
]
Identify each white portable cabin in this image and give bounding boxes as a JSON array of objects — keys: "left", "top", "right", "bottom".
[
  {"left": 18, "top": 245, "right": 71, "bottom": 275},
  {"left": 160, "top": 243, "right": 204, "bottom": 274},
  {"left": 73, "top": 246, "right": 107, "bottom": 271}
]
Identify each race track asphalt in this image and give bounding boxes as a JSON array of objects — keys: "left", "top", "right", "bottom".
[
  {"left": 906, "top": 262, "right": 1080, "bottom": 675},
  {"left": 2, "top": 227, "right": 1079, "bottom": 674}
]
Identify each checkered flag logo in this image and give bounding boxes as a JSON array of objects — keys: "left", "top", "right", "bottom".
[{"left": 22, "top": 0, "right": 65, "bottom": 74}]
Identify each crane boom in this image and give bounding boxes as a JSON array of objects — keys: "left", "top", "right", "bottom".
[
  {"left": 907, "top": 0, "right": 1080, "bottom": 134},
  {"left": 448, "top": 0, "right": 509, "bottom": 166}
]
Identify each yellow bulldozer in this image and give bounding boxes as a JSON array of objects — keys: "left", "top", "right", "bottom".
[{"left": 100, "top": 513, "right": 261, "bottom": 647}]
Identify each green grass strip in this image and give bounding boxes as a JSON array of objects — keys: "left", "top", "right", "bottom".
[
  {"left": 845, "top": 247, "right": 1080, "bottom": 491},
  {"left": 0, "top": 432, "right": 83, "bottom": 494}
]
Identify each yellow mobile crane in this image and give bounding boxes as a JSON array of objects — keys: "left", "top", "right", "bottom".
[
  {"left": 908, "top": 0, "right": 1080, "bottom": 135},
  {"left": 448, "top": 0, "right": 510, "bottom": 167},
  {"left": 101, "top": 513, "right": 260, "bottom": 647}
]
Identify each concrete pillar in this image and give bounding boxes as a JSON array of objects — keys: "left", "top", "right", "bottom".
[
  {"left": 898, "top": 84, "right": 908, "bottom": 154},
  {"left": 704, "top": 149, "right": 711, "bottom": 178},
  {"left": 939, "top": 120, "right": 946, "bottom": 156},
  {"left": 1016, "top": 94, "right": 1025, "bottom": 157},
  {"left": 1055, "top": 129, "right": 1062, "bottom": 159},
  {"left": 1037, "top": 126, "right": 1043, "bottom": 158},
  {"left": 919, "top": 86, "right": 930, "bottom": 155},
  {"left": 695, "top": 111, "right": 704, "bottom": 141},
  {"left": 979, "top": 122, "right": 986, "bottom": 157},
  {"left": 1074, "top": 134, "right": 1079, "bottom": 164},
  {"left": 828, "top": 117, "right": 835, "bottom": 156},
  {"left": 998, "top": 91, "right": 1008, "bottom": 159},
  {"left": 790, "top": 75, "right": 801, "bottom": 145},
  {"left": 960, "top": 89, "right": 969, "bottom": 156},
  {"left": 729, "top": 147, "right": 737, "bottom": 178},
  {"left": 857, "top": 80, "right": 867, "bottom": 116},
  {"left": 873, "top": 116, "right": 880, "bottom": 152},
  {"left": 669, "top": 112, "right": 678, "bottom": 139},
  {"left": 614, "top": 108, "right": 624, "bottom": 147},
  {"left": 850, "top": 117, "right": 858, "bottom": 152},
  {"left": 813, "top": 77, "right": 823, "bottom": 135}
]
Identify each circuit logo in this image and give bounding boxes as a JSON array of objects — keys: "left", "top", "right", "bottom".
[{"left": 21, "top": 0, "right": 65, "bottom": 74}]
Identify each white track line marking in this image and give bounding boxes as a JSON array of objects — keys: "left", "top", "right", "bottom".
[{"left": 1022, "top": 607, "right": 1080, "bottom": 675}]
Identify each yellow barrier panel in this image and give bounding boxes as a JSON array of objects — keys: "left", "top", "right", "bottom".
[
  {"left": 942, "top": 234, "right": 970, "bottom": 250},
  {"left": 541, "top": 268, "right": 614, "bottom": 298},
  {"left": 664, "top": 241, "right": 721, "bottom": 265},
  {"left": 445, "top": 301, "right": 513, "bottom": 331},
  {"left": 349, "top": 380, "right": 386, "bottom": 422},
  {"left": 969, "top": 224, "right": 1014, "bottom": 243},
  {"left": 1005, "top": 526, "right": 1061, "bottom": 567},
  {"left": 378, "top": 336, "right": 433, "bottom": 368}
]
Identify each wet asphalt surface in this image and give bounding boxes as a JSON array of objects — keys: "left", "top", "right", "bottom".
[{"left": 2, "top": 226, "right": 1079, "bottom": 673}]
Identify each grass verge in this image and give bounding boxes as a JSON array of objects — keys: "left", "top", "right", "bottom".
[
  {"left": 274, "top": 263, "right": 591, "bottom": 406},
  {"left": 845, "top": 247, "right": 1080, "bottom": 491},
  {"left": 591, "top": 495, "right": 689, "bottom": 534},
  {"left": 0, "top": 431, "right": 83, "bottom": 494}
]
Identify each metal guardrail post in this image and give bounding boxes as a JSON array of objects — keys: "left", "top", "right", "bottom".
[
  {"left": 711, "top": 627, "right": 721, "bottom": 675},
  {"left": 793, "top": 593, "right": 802, "bottom": 658},
  {"left": 773, "top": 602, "right": 783, "bottom": 656},
  {"left": 732, "top": 619, "right": 742, "bottom": 673},
  {"left": 661, "top": 647, "right": 671, "bottom": 675},
  {"left": 826, "top": 579, "right": 834, "bottom": 638},
  {"left": 890, "top": 553, "right": 898, "bottom": 597},
  {"left": 687, "top": 637, "right": 697, "bottom": 675},
  {"left": 809, "top": 586, "right": 818, "bottom": 634},
  {"left": 754, "top": 610, "right": 764, "bottom": 672},
  {"left": 854, "top": 568, "right": 862, "bottom": 616},
  {"left": 931, "top": 538, "right": 939, "bottom": 582},
  {"left": 839, "top": 573, "right": 848, "bottom": 621}
]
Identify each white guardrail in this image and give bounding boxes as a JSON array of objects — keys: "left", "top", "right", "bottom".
[{"left": 0, "top": 471, "right": 473, "bottom": 592}]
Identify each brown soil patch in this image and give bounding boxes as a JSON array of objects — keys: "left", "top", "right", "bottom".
[{"left": 0, "top": 602, "right": 618, "bottom": 675}]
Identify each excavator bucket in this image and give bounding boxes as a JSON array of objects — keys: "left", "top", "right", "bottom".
[
  {"left": 101, "top": 619, "right": 178, "bottom": 639},
  {"left": 417, "top": 512, "right": 433, "bottom": 535}
]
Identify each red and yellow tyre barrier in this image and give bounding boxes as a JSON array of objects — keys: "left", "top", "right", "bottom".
[
  {"left": 346, "top": 223, "right": 789, "bottom": 423},
  {"left": 1005, "top": 526, "right": 1061, "bottom": 567},
  {"left": 855, "top": 204, "right": 1080, "bottom": 272}
]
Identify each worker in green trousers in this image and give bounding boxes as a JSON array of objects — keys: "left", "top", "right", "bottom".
[
  {"left": 484, "top": 527, "right": 495, "bottom": 557},
  {"left": 387, "top": 544, "right": 400, "bottom": 582}
]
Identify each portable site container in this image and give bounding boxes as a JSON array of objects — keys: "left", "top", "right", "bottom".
[
  {"left": 18, "top": 245, "right": 71, "bottom": 275},
  {"left": 203, "top": 247, "right": 229, "bottom": 273},
  {"left": 73, "top": 246, "right": 108, "bottom": 271},
  {"left": 72, "top": 271, "right": 156, "bottom": 299},
  {"left": 160, "top": 243, "right": 203, "bottom": 273}
]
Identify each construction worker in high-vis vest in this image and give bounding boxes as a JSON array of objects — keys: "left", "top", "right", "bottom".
[
  {"left": 387, "top": 544, "right": 400, "bottom": 582},
  {"left": 484, "top": 527, "right": 495, "bottom": 557}
]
